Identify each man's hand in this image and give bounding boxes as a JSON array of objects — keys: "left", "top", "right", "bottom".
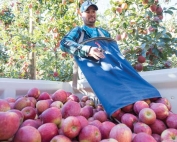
[{"left": 88, "top": 47, "right": 105, "bottom": 60}]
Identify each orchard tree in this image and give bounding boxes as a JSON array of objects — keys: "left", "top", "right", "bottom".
[{"left": 105, "top": 0, "right": 177, "bottom": 72}]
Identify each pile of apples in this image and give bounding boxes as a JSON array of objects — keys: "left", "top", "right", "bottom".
[{"left": 0, "top": 88, "right": 177, "bottom": 142}]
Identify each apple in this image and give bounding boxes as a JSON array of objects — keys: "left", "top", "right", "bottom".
[
  {"left": 152, "top": 134, "right": 161, "bottom": 142},
  {"left": 0, "top": 111, "right": 21, "bottom": 140},
  {"left": 50, "top": 135, "right": 72, "bottom": 142},
  {"left": 96, "top": 104, "right": 104, "bottom": 111},
  {"left": 51, "top": 89, "right": 68, "bottom": 103},
  {"left": 100, "top": 139, "right": 118, "bottom": 142},
  {"left": 161, "top": 128, "right": 177, "bottom": 141},
  {"left": 79, "top": 125, "right": 101, "bottom": 142},
  {"left": 115, "top": 110, "right": 125, "bottom": 122},
  {"left": 40, "top": 107, "right": 62, "bottom": 126},
  {"left": 85, "top": 99, "right": 95, "bottom": 107},
  {"left": 121, "top": 113, "right": 138, "bottom": 130},
  {"left": 156, "top": 97, "right": 171, "bottom": 110},
  {"left": 116, "top": 7, "right": 122, "bottom": 14},
  {"left": 149, "top": 119, "right": 167, "bottom": 135},
  {"left": 137, "top": 56, "right": 146, "bottom": 63},
  {"left": 150, "top": 4, "right": 157, "bottom": 12},
  {"left": 36, "top": 99, "right": 53, "bottom": 115},
  {"left": 26, "top": 87, "right": 40, "bottom": 99},
  {"left": 38, "top": 92, "right": 51, "bottom": 100},
  {"left": 0, "top": 99, "right": 11, "bottom": 111},
  {"left": 79, "top": 101, "right": 85, "bottom": 107},
  {"left": 116, "top": 34, "right": 122, "bottom": 41},
  {"left": 133, "top": 122, "right": 152, "bottom": 135},
  {"left": 13, "top": 96, "right": 31, "bottom": 110},
  {"left": 138, "top": 108, "right": 156, "bottom": 125},
  {"left": 164, "top": 60, "right": 172, "bottom": 68},
  {"left": 111, "top": 109, "right": 121, "bottom": 118},
  {"left": 20, "top": 119, "right": 42, "bottom": 129},
  {"left": 21, "top": 106, "right": 37, "bottom": 120},
  {"left": 156, "top": 6, "right": 163, "bottom": 15},
  {"left": 99, "top": 121, "right": 116, "bottom": 139},
  {"left": 121, "top": 3, "right": 128, "bottom": 10},
  {"left": 80, "top": 105, "right": 94, "bottom": 119},
  {"left": 93, "top": 110, "right": 108, "bottom": 122},
  {"left": 61, "top": 100, "right": 81, "bottom": 118},
  {"left": 109, "top": 123, "right": 132, "bottom": 142},
  {"left": 8, "top": 109, "right": 24, "bottom": 124},
  {"left": 150, "top": 102, "right": 169, "bottom": 120},
  {"left": 135, "top": 63, "right": 143, "bottom": 72},
  {"left": 81, "top": 95, "right": 89, "bottom": 102},
  {"left": 13, "top": 126, "right": 41, "bottom": 142},
  {"left": 61, "top": 116, "right": 81, "bottom": 139},
  {"left": 133, "top": 100, "right": 149, "bottom": 114},
  {"left": 50, "top": 101, "right": 63, "bottom": 109},
  {"left": 67, "top": 94, "right": 80, "bottom": 102},
  {"left": 5, "top": 97, "right": 15, "bottom": 103},
  {"left": 28, "top": 97, "right": 37, "bottom": 107},
  {"left": 89, "top": 120, "right": 102, "bottom": 128},
  {"left": 121, "top": 104, "right": 133, "bottom": 113},
  {"left": 165, "top": 113, "right": 177, "bottom": 129},
  {"left": 142, "top": 0, "right": 148, "bottom": 5},
  {"left": 38, "top": 123, "right": 59, "bottom": 142},
  {"left": 144, "top": 99, "right": 151, "bottom": 105},
  {"left": 132, "top": 132, "right": 156, "bottom": 142},
  {"left": 76, "top": 115, "right": 89, "bottom": 129}
]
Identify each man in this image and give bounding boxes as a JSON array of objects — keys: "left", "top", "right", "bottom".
[{"left": 60, "top": 1, "right": 110, "bottom": 60}]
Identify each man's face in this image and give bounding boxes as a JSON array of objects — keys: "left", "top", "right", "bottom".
[{"left": 81, "top": 6, "right": 97, "bottom": 27}]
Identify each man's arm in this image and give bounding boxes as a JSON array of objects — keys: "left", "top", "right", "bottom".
[{"left": 60, "top": 26, "right": 91, "bottom": 57}]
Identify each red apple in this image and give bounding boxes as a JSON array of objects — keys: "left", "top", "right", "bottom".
[
  {"left": 20, "top": 119, "right": 42, "bottom": 129},
  {"left": 96, "top": 104, "right": 104, "bottom": 111},
  {"left": 13, "top": 96, "right": 31, "bottom": 110},
  {"left": 116, "top": 34, "right": 122, "bottom": 41},
  {"left": 122, "top": 104, "right": 133, "bottom": 112},
  {"left": 109, "top": 123, "right": 132, "bottom": 142},
  {"left": 149, "top": 119, "right": 167, "bottom": 135},
  {"left": 150, "top": 4, "right": 157, "bottom": 12},
  {"left": 132, "top": 132, "right": 156, "bottom": 142},
  {"left": 137, "top": 56, "right": 146, "bottom": 63},
  {"left": 13, "top": 126, "right": 41, "bottom": 142},
  {"left": 133, "top": 100, "right": 149, "bottom": 114},
  {"left": 81, "top": 95, "right": 89, "bottom": 102},
  {"left": 85, "top": 99, "right": 95, "bottom": 107},
  {"left": 80, "top": 105, "right": 94, "bottom": 119},
  {"left": 21, "top": 106, "right": 37, "bottom": 120},
  {"left": 36, "top": 99, "right": 52, "bottom": 115},
  {"left": 50, "top": 135, "right": 72, "bottom": 142},
  {"left": 100, "top": 139, "right": 118, "bottom": 142},
  {"left": 161, "top": 128, "right": 177, "bottom": 141},
  {"left": 76, "top": 115, "right": 89, "bottom": 129},
  {"left": 61, "top": 100, "right": 81, "bottom": 118},
  {"left": 155, "top": 97, "right": 171, "bottom": 111},
  {"left": 0, "top": 99, "right": 11, "bottom": 111},
  {"left": 50, "top": 101, "right": 63, "bottom": 109},
  {"left": 166, "top": 113, "right": 177, "bottom": 129},
  {"left": 156, "top": 6, "right": 163, "bottom": 15},
  {"left": 52, "top": 89, "right": 68, "bottom": 103},
  {"left": 5, "top": 97, "right": 15, "bottom": 103},
  {"left": 133, "top": 122, "right": 152, "bottom": 135},
  {"left": 150, "top": 102, "right": 169, "bottom": 120},
  {"left": 79, "top": 125, "right": 101, "bottom": 142},
  {"left": 26, "top": 87, "right": 40, "bottom": 99},
  {"left": 114, "top": 110, "right": 125, "bottom": 122},
  {"left": 135, "top": 63, "right": 143, "bottom": 72},
  {"left": 0, "top": 111, "right": 21, "bottom": 140},
  {"left": 111, "top": 109, "right": 121, "bottom": 118},
  {"left": 38, "top": 123, "right": 59, "bottom": 142},
  {"left": 67, "top": 94, "right": 80, "bottom": 102},
  {"left": 89, "top": 120, "right": 102, "bottom": 128},
  {"left": 139, "top": 108, "right": 156, "bottom": 125},
  {"left": 99, "top": 121, "right": 116, "bottom": 139},
  {"left": 28, "top": 97, "right": 37, "bottom": 107},
  {"left": 93, "top": 110, "right": 108, "bottom": 122},
  {"left": 116, "top": 7, "right": 122, "bottom": 14},
  {"left": 8, "top": 109, "right": 24, "bottom": 124},
  {"left": 40, "top": 107, "right": 62, "bottom": 126},
  {"left": 152, "top": 134, "right": 161, "bottom": 142},
  {"left": 38, "top": 92, "right": 51, "bottom": 100},
  {"left": 61, "top": 116, "right": 81, "bottom": 139},
  {"left": 121, "top": 113, "right": 138, "bottom": 130}
]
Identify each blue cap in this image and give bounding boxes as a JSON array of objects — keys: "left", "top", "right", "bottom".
[{"left": 80, "top": 1, "right": 98, "bottom": 13}]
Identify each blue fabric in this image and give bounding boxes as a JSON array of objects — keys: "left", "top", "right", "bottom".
[{"left": 75, "top": 37, "right": 161, "bottom": 117}]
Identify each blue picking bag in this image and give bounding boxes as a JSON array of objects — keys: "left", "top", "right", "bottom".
[{"left": 74, "top": 37, "right": 161, "bottom": 117}]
